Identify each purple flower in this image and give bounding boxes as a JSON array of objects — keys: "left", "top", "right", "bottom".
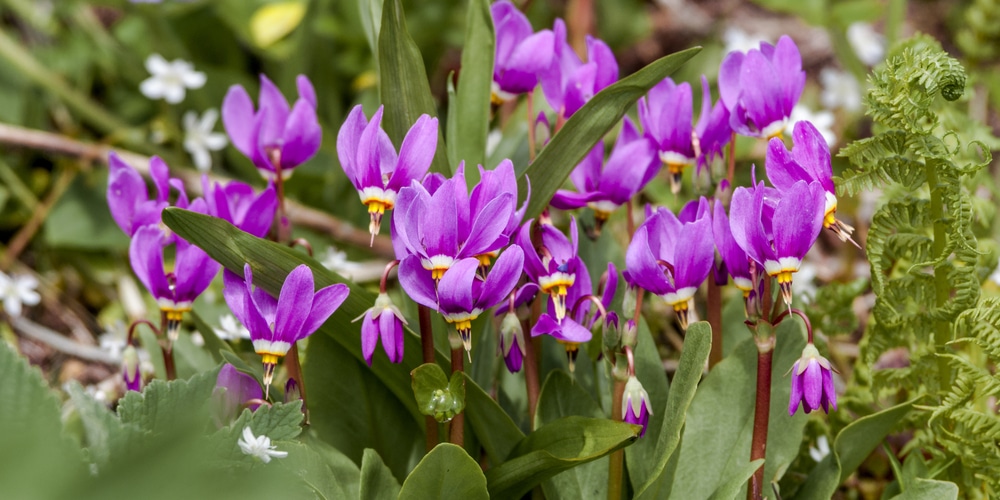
[
  {"left": 517, "top": 218, "right": 583, "bottom": 320},
  {"left": 532, "top": 262, "right": 616, "bottom": 370},
  {"left": 622, "top": 376, "right": 652, "bottom": 437},
  {"left": 214, "top": 363, "right": 263, "bottom": 421},
  {"left": 337, "top": 105, "right": 438, "bottom": 243},
  {"left": 694, "top": 76, "right": 732, "bottom": 173},
  {"left": 223, "top": 264, "right": 349, "bottom": 393},
  {"left": 625, "top": 200, "right": 714, "bottom": 329},
  {"left": 123, "top": 345, "right": 142, "bottom": 392},
  {"left": 730, "top": 178, "right": 825, "bottom": 305},
  {"left": 393, "top": 163, "right": 518, "bottom": 277},
  {"left": 203, "top": 177, "right": 277, "bottom": 239},
  {"left": 222, "top": 74, "right": 321, "bottom": 179},
  {"left": 542, "top": 19, "right": 618, "bottom": 119},
  {"left": 767, "top": 120, "right": 856, "bottom": 244},
  {"left": 498, "top": 311, "right": 526, "bottom": 373},
  {"left": 399, "top": 248, "right": 524, "bottom": 354},
  {"left": 107, "top": 152, "right": 183, "bottom": 237},
  {"left": 719, "top": 35, "right": 804, "bottom": 139},
  {"left": 711, "top": 194, "right": 753, "bottom": 297},
  {"left": 355, "top": 292, "right": 407, "bottom": 366},
  {"left": 639, "top": 78, "right": 694, "bottom": 191},
  {"left": 788, "top": 343, "right": 837, "bottom": 415},
  {"left": 550, "top": 117, "right": 658, "bottom": 226},
  {"left": 491, "top": 1, "right": 555, "bottom": 102}
]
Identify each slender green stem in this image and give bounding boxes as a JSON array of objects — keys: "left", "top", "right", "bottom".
[{"left": 926, "top": 160, "right": 953, "bottom": 392}]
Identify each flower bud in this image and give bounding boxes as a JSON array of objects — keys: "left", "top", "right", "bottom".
[
  {"left": 788, "top": 343, "right": 837, "bottom": 415},
  {"left": 622, "top": 285, "right": 638, "bottom": 318},
  {"left": 621, "top": 319, "right": 638, "bottom": 349},
  {"left": 122, "top": 345, "right": 142, "bottom": 392},
  {"left": 622, "top": 376, "right": 652, "bottom": 437},
  {"left": 498, "top": 313, "right": 525, "bottom": 373}
]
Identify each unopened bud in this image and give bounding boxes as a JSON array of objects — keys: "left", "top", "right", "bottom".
[
  {"left": 622, "top": 285, "right": 638, "bottom": 318},
  {"left": 123, "top": 345, "right": 142, "bottom": 392},
  {"left": 621, "top": 319, "right": 638, "bottom": 349}
]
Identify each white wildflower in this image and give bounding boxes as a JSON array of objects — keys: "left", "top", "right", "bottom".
[
  {"left": 139, "top": 54, "right": 206, "bottom": 104},
  {"left": 182, "top": 109, "right": 228, "bottom": 172},
  {"left": 237, "top": 427, "right": 288, "bottom": 463},
  {"left": 213, "top": 314, "right": 251, "bottom": 341},
  {"left": 809, "top": 435, "right": 831, "bottom": 462},
  {"left": 322, "top": 246, "right": 362, "bottom": 280},
  {"left": 819, "top": 68, "right": 863, "bottom": 113},
  {"left": 190, "top": 332, "right": 205, "bottom": 347},
  {"left": 846, "top": 22, "right": 886, "bottom": 67},
  {"left": 722, "top": 26, "right": 769, "bottom": 54},
  {"left": 786, "top": 104, "right": 836, "bottom": 147},
  {"left": 98, "top": 321, "right": 128, "bottom": 361},
  {"left": 0, "top": 271, "right": 40, "bottom": 318}
]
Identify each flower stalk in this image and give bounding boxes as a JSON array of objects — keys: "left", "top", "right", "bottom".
[{"left": 418, "top": 304, "right": 439, "bottom": 451}]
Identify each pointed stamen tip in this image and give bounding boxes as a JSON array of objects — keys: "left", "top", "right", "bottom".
[{"left": 780, "top": 281, "right": 793, "bottom": 307}]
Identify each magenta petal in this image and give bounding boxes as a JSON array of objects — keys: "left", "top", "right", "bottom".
[
  {"left": 337, "top": 105, "right": 369, "bottom": 188},
  {"left": 398, "top": 256, "right": 439, "bottom": 309},
  {"left": 224, "top": 269, "right": 253, "bottom": 333},
  {"left": 280, "top": 99, "right": 322, "bottom": 169},
  {"left": 437, "top": 259, "right": 479, "bottom": 314},
  {"left": 238, "top": 264, "right": 273, "bottom": 340},
  {"left": 274, "top": 265, "right": 315, "bottom": 341},
  {"left": 603, "top": 138, "right": 655, "bottom": 204},
  {"left": 460, "top": 194, "right": 514, "bottom": 258},
  {"left": 550, "top": 190, "right": 599, "bottom": 210},
  {"left": 380, "top": 311, "right": 403, "bottom": 363},
  {"left": 788, "top": 361, "right": 803, "bottom": 416},
  {"left": 300, "top": 283, "right": 349, "bottom": 337},
  {"left": 792, "top": 121, "right": 834, "bottom": 192},
  {"left": 296, "top": 75, "right": 317, "bottom": 108},
  {"left": 478, "top": 247, "right": 524, "bottom": 310},
  {"left": 107, "top": 152, "right": 147, "bottom": 236},
  {"left": 257, "top": 75, "right": 291, "bottom": 147},
  {"left": 173, "top": 238, "right": 220, "bottom": 303},
  {"left": 766, "top": 137, "right": 811, "bottom": 191},
  {"left": 149, "top": 156, "right": 171, "bottom": 203},
  {"left": 772, "top": 181, "right": 824, "bottom": 261},
  {"left": 823, "top": 368, "right": 837, "bottom": 412},
  {"left": 357, "top": 107, "right": 392, "bottom": 189},
  {"left": 420, "top": 180, "right": 458, "bottom": 257},
  {"left": 361, "top": 311, "right": 378, "bottom": 366},
  {"left": 392, "top": 184, "right": 427, "bottom": 258},
  {"left": 241, "top": 184, "right": 277, "bottom": 238},
  {"left": 624, "top": 227, "right": 670, "bottom": 295},
  {"left": 802, "top": 360, "right": 822, "bottom": 412},
  {"left": 587, "top": 36, "right": 618, "bottom": 90},
  {"left": 718, "top": 51, "right": 745, "bottom": 110},
  {"left": 387, "top": 115, "right": 438, "bottom": 192},
  {"left": 129, "top": 226, "right": 171, "bottom": 301},
  {"left": 222, "top": 85, "right": 256, "bottom": 157}
]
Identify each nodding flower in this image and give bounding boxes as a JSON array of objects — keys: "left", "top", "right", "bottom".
[
  {"left": 788, "top": 343, "right": 837, "bottom": 415},
  {"left": 718, "top": 35, "right": 805, "bottom": 140},
  {"left": 490, "top": 0, "right": 555, "bottom": 103},
  {"left": 337, "top": 105, "right": 438, "bottom": 245},
  {"left": 541, "top": 18, "right": 618, "bottom": 119},
  {"left": 767, "top": 120, "right": 858, "bottom": 246},
  {"left": 202, "top": 177, "right": 277, "bottom": 239}
]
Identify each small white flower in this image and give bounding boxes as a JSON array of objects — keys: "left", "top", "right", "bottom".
[
  {"left": 139, "top": 54, "right": 206, "bottom": 104},
  {"left": 846, "top": 22, "right": 886, "bottom": 66},
  {"left": 819, "top": 68, "right": 863, "bottom": 113},
  {"left": 786, "top": 104, "right": 836, "bottom": 147},
  {"left": 213, "top": 314, "right": 251, "bottom": 341},
  {"left": 792, "top": 260, "right": 819, "bottom": 305},
  {"left": 809, "top": 435, "right": 831, "bottom": 462},
  {"left": 98, "top": 321, "right": 128, "bottom": 361},
  {"left": 322, "top": 246, "right": 362, "bottom": 280},
  {"left": 237, "top": 427, "right": 288, "bottom": 463},
  {"left": 722, "top": 26, "right": 769, "bottom": 54},
  {"left": 990, "top": 258, "right": 1000, "bottom": 287},
  {"left": 183, "top": 109, "right": 228, "bottom": 172},
  {"left": 190, "top": 332, "right": 205, "bottom": 347},
  {"left": 0, "top": 271, "right": 40, "bottom": 317}
]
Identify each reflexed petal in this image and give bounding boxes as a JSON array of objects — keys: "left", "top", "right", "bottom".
[
  {"left": 398, "top": 256, "right": 439, "bottom": 309},
  {"left": 274, "top": 265, "right": 315, "bottom": 341},
  {"left": 296, "top": 75, "right": 317, "bottom": 108},
  {"left": 739, "top": 50, "right": 782, "bottom": 132},
  {"left": 437, "top": 259, "right": 479, "bottom": 314},
  {"left": 357, "top": 107, "right": 392, "bottom": 189},
  {"left": 129, "top": 226, "right": 171, "bottom": 301},
  {"left": 492, "top": 1, "right": 532, "bottom": 63},
  {"left": 501, "top": 30, "right": 554, "bottom": 93},
  {"left": 562, "top": 62, "right": 597, "bottom": 117},
  {"left": 460, "top": 194, "right": 514, "bottom": 258},
  {"left": 300, "top": 283, "right": 349, "bottom": 337},
  {"left": 257, "top": 75, "right": 291, "bottom": 147},
  {"left": 393, "top": 184, "right": 427, "bottom": 258},
  {"left": 224, "top": 268, "right": 254, "bottom": 334},
  {"left": 624, "top": 226, "right": 671, "bottom": 295},
  {"left": 222, "top": 85, "right": 256, "bottom": 157},
  {"left": 240, "top": 184, "right": 277, "bottom": 238},
  {"left": 766, "top": 136, "right": 812, "bottom": 191},
  {"left": 477, "top": 246, "right": 524, "bottom": 310},
  {"left": 569, "top": 145, "right": 603, "bottom": 193},
  {"left": 712, "top": 201, "right": 751, "bottom": 282},
  {"left": 549, "top": 190, "right": 599, "bottom": 210},
  {"left": 173, "top": 238, "right": 220, "bottom": 303},
  {"left": 361, "top": 311, "right": 378, "bottom": 366},
  {"left": 601, "top": 263, "right": 619, "bottom": 309},
  {"left": 718, "top": 51, "right": 745, "bottom": 110},
  {"left": 517, "top": 220, "right": 546, "bottom": 280},
  {"left": 772, "top": 181, "right": 824, "bottom": 261},
  {"left": 107, "top": 152, "right": 147, "bottom": 235},
  {"left": 380, "top": 312, "right": 403, "bottom": 363},
  {"left": 280, "top": 100, "right": 321, "bottom": 169},
  {"left": 603, "top": 138, "right": 655, "bottom": 204},
  {"left": 150, "top": 156, "right": 171, "bottom": 203},
  {"left": 387, "top": 115, "right": 438, "bottom": 191},
  {"left": 337, "top": 105, "right": 369, "bottom": 187},
  {"left": 791, "top": 121, "right": 834, "bottom": 192},
  {"left": 772, "top": 35, "right": 805, "bottom": 115},
  {"left": 822, "top": 366, "right": 837, "bottom": 411},
  {"left": 788, "top": 361, "right": 803, "bottom": 415},
  {"left": 420, "top": 180, "right": 458, "bottom": 258},
  {"left": 587, "top": 35, "right": 618, "bottom": 90}
]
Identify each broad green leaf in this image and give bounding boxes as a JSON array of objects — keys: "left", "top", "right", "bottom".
[
  {"left": 358, "top": 0, "right": 383, "bottom": 60},
  {"left": 536, "top": 371, "right": 608, "bottom": 500},
  {"left": 888, "top": 478, "right": 959, "bottom": 500},
  {"left": 625, "top": 318, "right": 679, "bottom": 492},
  {"left": 446, "top": 0, "right": 494, "bottom": 180},
  {"left": 360, "top": 448, "right": 402, "bottom": 499},
  {"left": 270, "top": 441, "right": 359, "bottom": 498},
  {"left": 67, "top": 382, "right": 144, "bottom": 467},
  {"left": 462, "top": 372, "right": 524, "bottom": 464},
  {"left": 305, "top": 331, "right": 423, "bottom": 482},
  {"left": 378, "top": 0, "right": 450, "bottom": 174},
  {"left": 302, "top": 435, "right": 363, "bottom": 499},
  {"left": 117, "top": 368, "right": 220, "bottom": 434},
  {"left": 161, "top": 208, "right": 450, "bottom": 421},
  {"left": 485, "top": 416, "right": 641, "bottom": 499},
  {"left": 411, "top": 363, "right": 466, "bottom": 422},
  {"left": 795, "top": 401, "right": 914, "bottom": 499},
  {"left": 708, "top": 459, "right": 765, "bottom": 500},
  {"left": 667, "top": 320, "right": 807, "bottom": 500},
  {"left": 398, "top": 443, "right": 489, "bottom": 500},
  {"left": 0, "top": 341, "right": 85, "bottom": 498},
  {"left": 219, "top": 349, "right": 264, "bottom": 383},
  {"left": 250, "top": 2, "right": 306, "bottom": 48},
  {"left": 521, "top": 46, "right": 701, "bottom": 220},
  {"left": 634, "top": 321, "right": 712, "bottom": 498}
]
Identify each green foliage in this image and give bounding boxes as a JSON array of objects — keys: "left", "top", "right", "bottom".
[
  {"left": 411, "top": 362, "right": 466, "bottom": 423},
  {"left": 398, "top": 443, "right": 489, "bottom": 500},
  {"left": 839, "top": 34, "right": 1000, "bottom": 496}
]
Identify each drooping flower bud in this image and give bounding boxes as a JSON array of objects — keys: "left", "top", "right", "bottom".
[
  {"left": 622, "top": 376, "right": 652, "bottom": 437},
  {"left": 122, "top": 345, "right": 142, "bottom": 392},
  {"left": 498, "top": 312, "right": 526, "bottom": 373},
  {"left": 788, "top": 343, "right": 837, "bottom": 415}
]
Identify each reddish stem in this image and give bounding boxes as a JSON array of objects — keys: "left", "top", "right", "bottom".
[
  {"left": 418, "top": 305, "right": 439, "bottom": 451},
  {"left": 747, "top": 340, "right": 774, "bottom": 500}
]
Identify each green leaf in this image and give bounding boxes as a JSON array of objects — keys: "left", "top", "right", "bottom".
[
  {"left": 485, "top": 416, "right": 641, "bottom": 499},
  {"left": 446, "top": 0, "right": 494, "bottom": 178},
  {"left": 0, "top": 341, "right": 85, "bottom": 498},
  {"left": 117, "top": 368, "right": 219, "bottom": 434},
  {"left": 67, "top": 382, "right": 144, "bottom": 467},
  {"left": 161, "top": 208, "right": 450, "bottom": 421},
  {"left": 634, "top": 321, "right": 712, "bottom": 498},
  {"left": 360, "top": 448, "right": 402, "bottom": 499},
  {"left": 378, "top": 0, "right": 450, "bottom": 174},
  {"left": 462, "top": 372, "right": 524, "bottom": 464},
  {"left": 521, "top": 46, "right": 700, "bottom": 220},
  {"left": 796, "top": 401, "right": 914, "bottom": 499},
  {"left": 302, "top": 435, "right": 363, "bottom": 499},
  {"left": 411, "top": 363, "right": 466, "bottom": 422},
  {"left": 708, "top": 459, "right": 765, "bottom": 500},
  {"left": 271, "top": 441, "right": 359, "bottom": 499},
  {"left": 888, "top": 478, "right": 959, "bottom": 500},
  {"left": 667, "top": 320, "right": 807, "bottom": 500},
  {"left": 536, "top": 371, "right": 608, "bottom": 499},
  {"left": 305, "top": 331, "right": 423, "bottom": 482},
  {"left": 398, "top": 443, "right": 489, "bottom": 500}
]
